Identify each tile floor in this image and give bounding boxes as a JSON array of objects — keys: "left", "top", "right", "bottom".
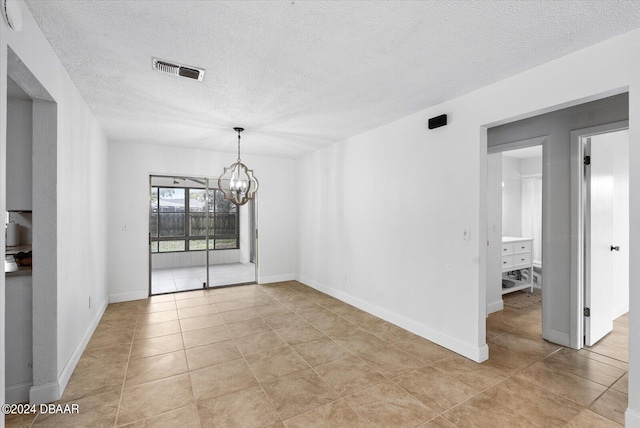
[
  {"left": 151, "top": 263, "right": 256, "bottom": 294},
  {"left": 6, "top": 283, "right": 628, "bottom": 427}
]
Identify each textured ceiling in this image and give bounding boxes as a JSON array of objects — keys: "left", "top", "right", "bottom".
[{"left": 23, "top": 1, "right": 640, "bottom": 158}]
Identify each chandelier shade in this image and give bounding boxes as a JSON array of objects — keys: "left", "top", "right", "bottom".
[{"left": 218, "top": 128, "right": 259, "bottom": 206}]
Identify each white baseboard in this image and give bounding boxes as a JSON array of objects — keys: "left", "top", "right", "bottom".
[
  {"left": 258, "top": 274, "right": 295, "bottom": 284},
  {"left": 297, "top": 276, "right": 489, "bottom": 363},
  {"left": 487, "top": 299, "right": 504, "bottom": 315},
  {"left": 109, "top": 290, "right": 148, "bottom": 303},
  {"left": 29, "top": 382, "right": 59, "bottom": 406},
  {"left": 626, "top": 408, "right": 640, "bottom": 428},
  {"left": 6, "top": 381, "right": 32, "bottom": 405},
  {"left": 57, "top": 298, "right": 108, "bottom": 397}
]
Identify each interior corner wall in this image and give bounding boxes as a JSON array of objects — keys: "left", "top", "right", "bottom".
[
  {"left": 295, "top": 28, "right": 640, "bottom": 375},
  {"left": 106, "top": 141, "right": 296, "bottom": 302},
  {"left": 1, "top": 0, "right": 110, "bottom": 406}
]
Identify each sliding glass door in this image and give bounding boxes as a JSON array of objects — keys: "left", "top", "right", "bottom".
[{"left": 149, "top": 175, "right": 257, "bottom": 295}]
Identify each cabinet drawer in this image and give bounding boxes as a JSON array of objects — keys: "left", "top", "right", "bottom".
[
  {"left": 513, "top": 252, "right": 532, "bottom": 266},
  {"left": 501, "top": 256, "right": 513, "bottom": 270},
  {"left": 513, "top": 241, "right": 532, "bottom": 254},
  {"left": 502, "top": 243, "right": 514, "bottom": 256}
]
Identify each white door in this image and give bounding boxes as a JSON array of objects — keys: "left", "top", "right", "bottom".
[{"left": 584, "top": 131, "right": 623, "bottom": 346}]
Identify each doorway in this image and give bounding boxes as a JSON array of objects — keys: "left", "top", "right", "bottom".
[
  {"left": 571, "top": 122, "right": 629, "bottom": 347},
  {"left": 487, "top": 142, "right": 544, "bottom": 318},
  {"left": 149, "top": 175, "right": 257, "bottom": 295}
]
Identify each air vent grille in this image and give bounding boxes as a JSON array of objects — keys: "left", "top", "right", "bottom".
[{"left": 152, "top": 58, "right": 205, "bottom": 81}]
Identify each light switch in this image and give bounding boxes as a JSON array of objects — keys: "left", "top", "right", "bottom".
[{"left": 462, "top": 228, "right": 470, "bottom": 240}]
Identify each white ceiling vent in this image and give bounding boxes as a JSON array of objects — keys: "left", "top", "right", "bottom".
[{"left": 152, "top": 57, "right": 205, "bottom": 81}]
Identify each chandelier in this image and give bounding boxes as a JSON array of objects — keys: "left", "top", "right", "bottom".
[{"left": 218, "top": 127, "right": 259, "bottom": 206}]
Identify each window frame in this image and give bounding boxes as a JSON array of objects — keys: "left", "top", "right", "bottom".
[{"left": 150, "top": 185, "right": 239, "bottom": 253}]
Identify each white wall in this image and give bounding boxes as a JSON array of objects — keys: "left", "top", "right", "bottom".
[
  {"left": 501, "top": 156, "right": 522, "bottom": 237},
  {"left": 607, "top": 131, "right": 629, "bottom": 319},
  {"left": 1, "top": 0, "right": 110, "bottom": 409},
  {"left": 521, "top": 156, "right": 542, "bottom": 177},
  {"left": 107, "top": 141, "right": 296, "bottom": 302},
  {"left": 6, "top": 98, "right": 32, "bottom": 211},
  {"left": 295, "top": 30, "right": 640, "bottom": 414}
]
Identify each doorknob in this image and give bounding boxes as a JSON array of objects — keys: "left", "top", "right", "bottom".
[{"left": 611, "top": 245, "right": 620, "bottom": 251}]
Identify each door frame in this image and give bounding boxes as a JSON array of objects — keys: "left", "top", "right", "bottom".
[{"left": 569, "top": 120, "right": 629, "bottom": 348}]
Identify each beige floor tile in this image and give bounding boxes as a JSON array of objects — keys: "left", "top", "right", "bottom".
[
  {"left": 314, "top": 355, "right": 385, "bottom": 397},
  {"left": 118, "top": 372, "right": 194, "bottom": 425},
  {"left": 175, "top": 297, "right": 211, "bottom": 309},
  {"left": 362, "top": 320, "right": 417, "bottom": 343},
  {"left": 276, "top": 322, "right": 325, "bottom": 346},
  {"left": 283, "top": 400, "right": 368, "bottom": 428},
  {"left": 245, "top": 345, "right": 310, "bottom": 381},
  {"left": 310, "top": 316, "right": 357, "bottom": 337},
  {"left": 587, "top": 338, "right": 629, "bottom": 363},
  {"left": 33, "top": 390, "right": 120, "bottom": 428},
  {"left": 130, "top": 333, "right": 184, "bottom": 360},
  {"left": 262, "top": 369, "right": 339, "bottom": 420},
  {"left": 134, "top": 320, "right": 181, "bottom": 341},
  {"left": 514, "top": 361, "right": 607, "bottom": 406},
  {"left": 190, "top": 359, "right": 259, "bottom": 401},
  {"left": 217, "top": 307, "right": 261, "bottom": 323},
  {"left": 431, "top": 355, "right": 506, "bottom": 391},
  {"left": 142, "top": 294, "right": 175, "bottom": 304},
  {"left": 393, "top": 338, "right": 454, "bottom": 364},
  {"left": 255, "top": 303, "right": 293, "bottom": 317},
  {"left": 339, "top": 309, "right": 381, "bottom": 327},
  {"left": 61, "top": 359, "right": 127, "bottom": 402},
  {"left": 174, "top": 289, "right": 208, "bottom": 300},
  {"left": 125, "top": 350, "right": 188, "bottom": 386},
  {"left": 141, "top": 301, "right": 177, "bottom": 313},
  {"left": 185, "top": 340, "right": 241, "bottom": 371},
  {"left": 420, "top": 416, "right": 458, "bottom": 428},
  {"left": 298, "top": 307, "right": 340, "bottom": 323},
  {"left": 225, "top": 317, "right": 272, "bottom": 338},
  {"left": 484, "top": 343, "right": 538, "bottom": 376},
  {"left": 577, "top": 349, "right": 629, "bottom": 371},
  {"left": 543, "top": 348, "right": 626, "bottom": 386},
  {"left": 213, "top": 298, "right": 263, "bottom": 312},
  {"left": 86, "top": 326, "right": 134, "bottom": 350},
  {"left": 441, "top": 391, "right": 532, "bottom": 428},
  {"left": 332, "top": 328, "right": 387, "bottom": 353},
  {"left": 611, "top": 373, "right": 628, "bottom": 394},
  {"left": 118, "top": 405, "right": 200, "bottom": 427},
  {"left": 589, "top": 389, "right": 628, "bottom": 425},
  {"left": 565, "top": 409, "right": 623, "bottom": 427},
  {"left": 234, "top": 330, "right": 289, "bottom": 356},
  {"left": 136, "top": 309, "right": 179, "bottom": 325},
  {"left": 177, "top": 304, "right": 216, "bottom": 319},
  {"left": 356, "top": 344, "right": 423, "bottom": 378},
  {"left": 4, "top": 412, "right": 36, "bottom": 428},
  {"left": 394, "top": 366, "right": 478, "bottom": 413},
  {"left": 344, "top": 381, "right": 437, "bottom": 427},
  {"left": 197, "top": 386, "right": 280, "bottom": 428},
  {"left": 78, "top": 343, "right": 131, "bottom": 365},
  {"left": 482, "top": 377, "right": 582, "bottom": 426},
  {"left": 262, "top": 312, "right": 304, "bottom": 330},
  {"left": 179, "top": 313, "right": 223, "bottom": 332},
  {"left": 292, "top": 337, "right": 353, "bottom": 367},
  {"left": 182, "top": 325, "right": 230, "bottom": 348},
  {"left": 489, "top": 331, "right": 561, "bottom": 359}
]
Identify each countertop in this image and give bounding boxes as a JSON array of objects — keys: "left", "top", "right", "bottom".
[
  {"left": 5, "top": 255, "right": 32, "bottom": 277},
  {"left": 502, "top": 236, "right": 533, "bottom": 243}
]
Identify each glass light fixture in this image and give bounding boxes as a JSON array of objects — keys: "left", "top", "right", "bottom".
[{"left": 218, "top": 127, "right": 259, "bottom": 206}]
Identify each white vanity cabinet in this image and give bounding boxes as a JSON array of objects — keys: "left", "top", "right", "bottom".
[{"left": 501, "top": 236, "right": 534, "bottom": 295}]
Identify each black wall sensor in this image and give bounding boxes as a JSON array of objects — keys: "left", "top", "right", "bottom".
[{"left": 428, "top": 114, "right": 447, "bottom": 129}]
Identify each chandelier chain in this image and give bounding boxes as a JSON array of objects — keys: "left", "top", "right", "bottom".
[{"left": 237, "top": 132, "right": 241, "bottom": 163}]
